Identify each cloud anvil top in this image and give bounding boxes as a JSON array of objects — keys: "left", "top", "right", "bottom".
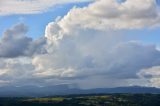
[{"left": 0, "top": 0, "right": 160, "bottom": 89}]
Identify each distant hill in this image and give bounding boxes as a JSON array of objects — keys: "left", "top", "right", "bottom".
[{"left": 0, "top": 85, "right": 159, "bottom": 97}]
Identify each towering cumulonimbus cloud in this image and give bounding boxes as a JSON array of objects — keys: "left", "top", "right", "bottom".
[
  {"left": 32, "top": 0, "right": 160, "bottom": 88},
  {"left": 0, "top": 0, "right": 160, "bottom": 88}
]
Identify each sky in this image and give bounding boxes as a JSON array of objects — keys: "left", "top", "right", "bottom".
[{"left": 0, "top": 0, "right": 160, "bottom": 89}]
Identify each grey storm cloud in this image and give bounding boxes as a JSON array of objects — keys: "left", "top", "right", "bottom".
[{"left": 0, "top": 23, "right": 47, "bottom": 58}]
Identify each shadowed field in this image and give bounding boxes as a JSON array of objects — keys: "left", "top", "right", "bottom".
[{"left": 0, "top": 94, "right": 159, "bottom": 106}]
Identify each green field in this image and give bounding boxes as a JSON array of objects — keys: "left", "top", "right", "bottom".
[{"left": 0, "top": 94, "right": 159, "bottom": 106}]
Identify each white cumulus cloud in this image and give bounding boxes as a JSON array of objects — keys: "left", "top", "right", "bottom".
[{"left": 138, "top": 66, "right": 160, "bottom": 87}]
